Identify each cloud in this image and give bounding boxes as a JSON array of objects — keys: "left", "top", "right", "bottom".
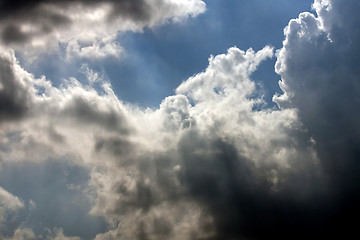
[
  {"left": 274, "top": 0, "right": 360, "bottom": 235},
  {"left": 0, "top": 0, "right": 360, "bottom": 239},
  {"left": 0, "top": 159, "right": 108, "bottom": 240},
  {"left": 0, "top": 186, "right": 24, "bottom": 227},
  {"left": 86, "top": 44, "right": 322, "bottom": 239},
  {"left": 0, "top": 47, "right": 35, "bottom": 122},
  {"left": 2, "top": 38, "right": 315, "bottom": 239},
  {"left": 0, "top": 0, "right": 206, "bottom": 59},
  {"left": 2, "top": 227, "right": 82, "bottom": 240},
  {"left": 3, "top": 228, "right": 36, "bottom": 240},
  {"left": 275, "top": 0, "right": 360, "bottom": 196}
]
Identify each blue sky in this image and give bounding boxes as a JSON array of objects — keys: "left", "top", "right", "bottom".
[{"left": 107, "top": 0, "right": 314, "bottom": 107}]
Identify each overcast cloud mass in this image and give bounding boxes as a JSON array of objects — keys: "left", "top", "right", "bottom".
[{"left": 0, "top": 0, "right": 359, "bottom": 239}]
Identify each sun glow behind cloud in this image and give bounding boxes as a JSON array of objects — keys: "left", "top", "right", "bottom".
[{"left": 0, "top": 0, "right": 360, "bottom": 239}]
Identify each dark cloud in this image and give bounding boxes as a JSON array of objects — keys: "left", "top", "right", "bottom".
[
  {"left": 61, "top": 95, "right": 131, "bottom": 134},
  {"left": 278, "top": 0, "right": 360, "bottom": 195},
  {"left": 177, "top": 130, "right": 333, "bottom": 239},
  {"left": 274, "top": 0, "right": 360, "bottom": 237},
  {"left": 1, "top": 24, "right": 30, "bottom": 44},
  {"left": 95, "top": 137, "right": 133, "bottom": 157},
  {"left": 0, "top": 0, "right": 148, "bottom": 21},
  {"left": 0, "top": 1, "right": 71, "bottom": 46},
  {"left": 0, "top": 50, "right": 33, "bottom": 122},
  {"left": 0, "top": 0, "right": 205, "bottom": 52}
]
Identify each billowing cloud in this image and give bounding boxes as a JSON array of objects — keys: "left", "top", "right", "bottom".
[
  {"left": 273, "top": 0, "right": 360, "bottom": 235},
  {"left": 0, "top": 41, "right": 318, "bottom": 239},
  {"left": 0, "top": 0, "right": 359, "bottom": 239}
]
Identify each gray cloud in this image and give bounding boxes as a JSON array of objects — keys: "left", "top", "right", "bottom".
[
  {"left": 274, "top": 0, "right": 360, "bottom": 236},
  {"left": 0, "top": 48, "right": 34, "bottom": 122},
  {"left": 0, "top": 0, "right": 206, "bottom": 59},
  {"left": 60, "top": 96, "right": 130, "bottom": 135},
  {"left": 0, "top": 0, "right": 149, "bottom": 46},
  {"left": 177, "top": 130, "right": 332, "bottom": 239},
  {"left": 0, "top": 0, "right": 149, "bottom": 22}
]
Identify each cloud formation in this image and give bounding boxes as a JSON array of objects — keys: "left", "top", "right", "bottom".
[
  {"left": 3, "top": 227, "right": 82, "bottom": 240},
  {"left": 273, "top": 0, "right": 360, "bottom": 235},
  {"left": 0, "top": 186, "right": 24, "bottom": 228},
  {"left": 0, "top": 0, "right": 359, "bottom": 239},
  {"left": 0, "top": 0, "right": 206, "bottom": 59}
]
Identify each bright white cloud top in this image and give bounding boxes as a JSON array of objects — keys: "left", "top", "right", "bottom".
[{"left": 0, "top": 0, "right": 359, "bottom": 239}]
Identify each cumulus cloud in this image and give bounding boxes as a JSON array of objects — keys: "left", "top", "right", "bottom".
[
  {"left": 1, "top": 39, "right": 315, "bottom": 239},
  {"left": 0, "top": 0, "right": 359, "bottom": 239},
  {"left": 273, "top": 0, "right": 360, "bottom": 235},
  {"left": 0, "top": 0, "right": 206, "bottom": 59},
  {"left": 276, "top": 0, "right": 360, "bottom": 189}
]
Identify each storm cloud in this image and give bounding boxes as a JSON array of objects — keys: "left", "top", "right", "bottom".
[{"left": 0, "top": 0, "right": 359, "bottom": 239}]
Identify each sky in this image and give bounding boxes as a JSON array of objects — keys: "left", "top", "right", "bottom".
[{"left": 0, "top": 0, "right": 359, "bottom": 239}]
